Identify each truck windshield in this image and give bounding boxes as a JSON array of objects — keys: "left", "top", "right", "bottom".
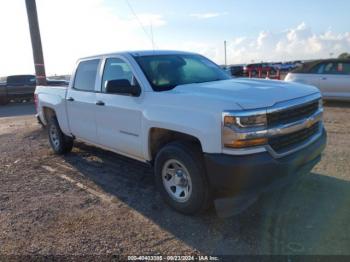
[{"left": 134, "top": 54, "right": 231, "bottom": 91}]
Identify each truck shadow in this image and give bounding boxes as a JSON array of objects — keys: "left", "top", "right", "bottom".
[{"left": 63, "top": 142, "right": 350, "bottom": 255}]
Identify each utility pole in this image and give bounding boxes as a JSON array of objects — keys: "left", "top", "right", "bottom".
[
  {"left": 224, "top": 40, "right": 227, "bottom": 67},
  {"left": 25, "top": 0, "right": 47, "bottom": 85}
]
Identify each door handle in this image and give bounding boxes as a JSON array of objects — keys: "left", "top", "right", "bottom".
[
  {"left": 321, "top": 77, "right": 327, "bottom": 80},
  {"left": 66, "top": 97, "right": 74, "bottom": 102},
  {"left": 96, "top": 101, "right": 105, "bottom": 106}
]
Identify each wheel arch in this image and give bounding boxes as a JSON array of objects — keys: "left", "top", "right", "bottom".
[
  {"left": 148, "top": 127, "right": 203, "bottom": 163},
  {"left": 42, "top": 106, "right": 57, "bottom": 124}
]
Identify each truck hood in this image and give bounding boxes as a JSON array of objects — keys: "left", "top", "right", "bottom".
[{"left": 173, "top": 78, "right": 319, "bottom": 110}]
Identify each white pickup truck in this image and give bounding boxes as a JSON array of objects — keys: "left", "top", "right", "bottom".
[{"left": 35, "top": 50, "right": 327, "bottom": 216}]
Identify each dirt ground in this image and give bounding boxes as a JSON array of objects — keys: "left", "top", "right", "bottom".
[{"left": 0, "top": 102, "right": 349, "bottom": 256}]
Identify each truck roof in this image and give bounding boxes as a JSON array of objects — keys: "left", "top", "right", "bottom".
[
  {"left": 80, "top": 50, "right": 197, "bottom": 60},
  {"left": 7, "top": 74, "right": 35, "bottom": 79}
]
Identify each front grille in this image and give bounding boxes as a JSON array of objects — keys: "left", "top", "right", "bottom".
[
  {"left": 269, "top": 123, "right": 320, "bottom": 153},
  {"left": 267, "top": 100, "right": 319, "bottom": 127}
]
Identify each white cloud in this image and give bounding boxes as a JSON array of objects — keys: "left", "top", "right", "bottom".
[
  {"left": 1, "top": 2, "right": 349, "bottom": 77},
  {"left": 190, "top": 12, "right": 227, "bottom": 19},
  {"left": 172, "top": 23, "right": 350, "bottom": 65},
  {"left": 0, "top": 0, "right": 166, "bottom": 76},
  {"left": 136, "top": 13, "right": 166, "bottom": 27},
  {"left": 166, "top": 41, "right": 222, "bottom": 61}
]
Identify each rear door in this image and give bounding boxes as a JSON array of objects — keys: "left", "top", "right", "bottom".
[
  {"left": 95, "top": 56, "right": 143, "bottom": 159},
  {"left": 66, "top": 59, "right": 100, "bottom": 143},
  {"left": 319, "top": 61, "right": 350, "bottom": 99}
]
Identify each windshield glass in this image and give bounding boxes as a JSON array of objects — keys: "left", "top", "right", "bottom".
[{"left": 134, "top": 54, "right": 231, "bottom": 91}]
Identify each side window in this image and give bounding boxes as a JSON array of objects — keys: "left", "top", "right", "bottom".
[
  {"left": 334, "top": 62, "right": 350, "bottom": 75},
  {"left": 344, "top": 63, "right": 350, "bottom": 75},
  {"left": 322, "top": 62, "right": 338, "bottom": 75},
  {"left": 102, "top": 58, "right": 133, "bottom": 92},
  {"left": 309, "top": 63, "right": 325, "bottom": 74},
  {"left": 74, "top": 59, "right": 100, "bottom": 91}
]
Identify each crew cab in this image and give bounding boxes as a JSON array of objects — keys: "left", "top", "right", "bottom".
[{"left": 35, "top": 51, "right": 326, "bottom": 216}]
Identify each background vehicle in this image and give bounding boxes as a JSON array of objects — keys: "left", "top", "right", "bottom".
[
  {"left": 227, "top": 65, "right": 244, "bottom": 77},
  {"left": 35, "top": 50, "right": 326, "bottom": 216},
  {"left": 272, "top": 62, "right": 298, "bottom": 71},
  {"left": 0, "top": 75, "right": 69, "bottom": 105},
  {"left": 243, "top": 63, "right": 276, "bottom": 76},
  {"left": 285, "top": 59, "right": 350, "bottom": 101},
  {"left": 0, "top": 75, "right": 36, "bottom": 105}
]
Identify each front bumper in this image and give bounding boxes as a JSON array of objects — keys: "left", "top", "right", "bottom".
[{"left": 204, "top": 128, "right": 327, "bottom": 216}]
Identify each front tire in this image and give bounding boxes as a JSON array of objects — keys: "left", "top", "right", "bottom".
[
  {"left": 154, "top": 141, "right": 211, "bottom": 215},
  {"left": 47, "top": 116, "right": 73, "bottom": 154}
]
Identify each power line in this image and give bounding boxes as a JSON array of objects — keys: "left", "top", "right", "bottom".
[{"left": 124, "top": 0, "right": 156, "bottom": 49}]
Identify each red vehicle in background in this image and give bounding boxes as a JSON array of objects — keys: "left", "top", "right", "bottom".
[
  {"left": 243, "top": 63, "right": 273, "bottom": 75},
  {"left": 243, "top": 63, "right": 280, "bottom": 79}
]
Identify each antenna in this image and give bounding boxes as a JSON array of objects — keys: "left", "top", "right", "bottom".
[
  {"left": 150, "top": 21, "right": 155, "bottom": 51},
  {"left": 125, "top": 0, "right": 156, "bottom": 49},
  {"left": 224, "top": 40, "right": 227, "bottom": 67}
]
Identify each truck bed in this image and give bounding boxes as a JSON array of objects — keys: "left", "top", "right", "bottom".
[{"left": 35, "top": 85, "right": 69, "bottom": 133}]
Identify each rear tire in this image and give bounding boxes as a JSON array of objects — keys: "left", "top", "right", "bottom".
[
  {"left": 154, "top": 141, "right": 211, "bottom": 215},
  {"left": 47, "top": 116, "right": 73, "bottom": 154}
]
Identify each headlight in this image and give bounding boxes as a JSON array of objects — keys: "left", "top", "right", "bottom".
[
  {"left": 222, "top": 112, "right": 268, "bottom": 149},
  {"left": 224, "top": 114, "right": 267, "bottom": 129}
]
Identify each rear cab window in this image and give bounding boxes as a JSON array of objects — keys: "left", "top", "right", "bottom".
[
  {"left": 7, "top": 75, "right": 36, "bottom": 86},
  {"left": 73, "top": 59, "right": 100, "bottom": 91}
]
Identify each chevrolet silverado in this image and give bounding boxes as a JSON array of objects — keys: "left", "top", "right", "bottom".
[{"left": 35, "top": 51, "right": 327, "bottom": 216}]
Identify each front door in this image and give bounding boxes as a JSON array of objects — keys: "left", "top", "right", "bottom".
[
  {"left": 319, "top": 61, "right": 350, "bottom": 99},
  {"left": 95, "top": 57, "right": 143, "bottom": 159}
]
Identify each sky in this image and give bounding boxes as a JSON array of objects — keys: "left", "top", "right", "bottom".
[{"left": 0, "top": 0, "right": 350, "bottom": 76}]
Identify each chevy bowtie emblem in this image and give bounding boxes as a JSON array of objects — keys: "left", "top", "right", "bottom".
[{"left": 306, "top": 118, "right": 313, "bottom": 128}]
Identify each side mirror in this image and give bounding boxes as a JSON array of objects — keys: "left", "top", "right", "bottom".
[{"left": 105, "top": 79, "right": 141, "bottom": 96}]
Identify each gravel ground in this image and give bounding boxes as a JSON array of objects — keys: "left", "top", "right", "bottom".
[{"left": 0, "top": 102, "right": 349, "bottom": 256}]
